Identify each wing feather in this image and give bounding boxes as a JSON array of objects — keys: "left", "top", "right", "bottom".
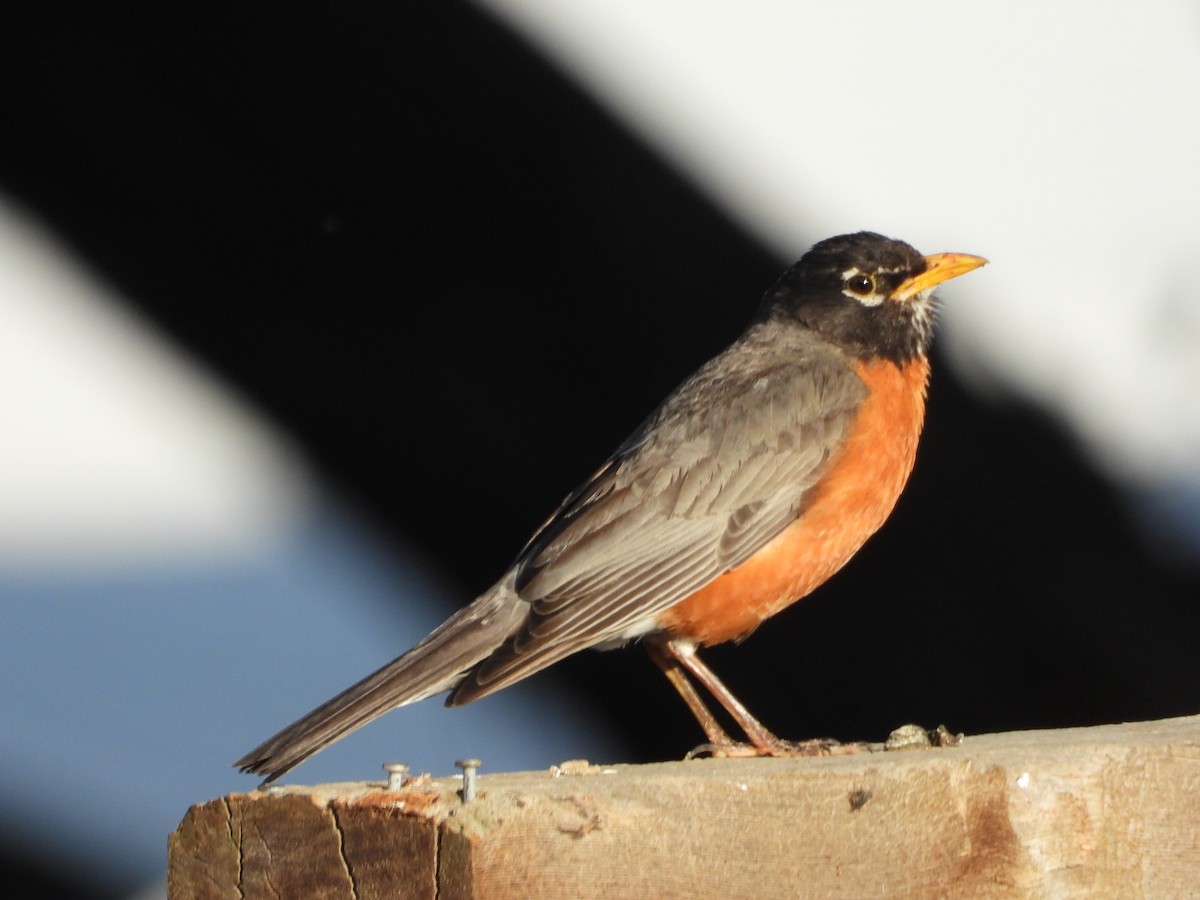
[{"left": 449, "top": 330, "right": 868, "bottom": 705}]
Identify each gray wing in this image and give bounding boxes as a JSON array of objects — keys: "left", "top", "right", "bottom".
[{"left": 449, "top": 335, "right": 867, "bottom": 703}]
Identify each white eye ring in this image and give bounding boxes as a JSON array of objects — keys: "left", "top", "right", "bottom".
[{"left": 841, "top": 268, "right": 884, "bottom": 306}]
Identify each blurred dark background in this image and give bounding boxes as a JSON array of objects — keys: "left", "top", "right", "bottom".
[{"left": 3, "top": 4, "right": 1198, "bottom": 898}]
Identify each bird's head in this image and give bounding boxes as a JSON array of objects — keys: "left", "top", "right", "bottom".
[{"left": 761, "top": 231, "right": 987, "bottom": 363}]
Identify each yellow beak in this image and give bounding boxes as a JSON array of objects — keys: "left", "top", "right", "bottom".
[{"left": 894, "top": 252, "right": 988, "bottom": 301}]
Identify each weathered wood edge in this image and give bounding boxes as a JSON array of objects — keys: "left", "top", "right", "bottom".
[{"left": 170, "top": 715, "right": 1200, "bottom": 899}]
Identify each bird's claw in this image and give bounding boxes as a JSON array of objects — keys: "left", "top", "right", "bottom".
[{"left": 685, "top": 736, "right": 868, "bottom": 760}]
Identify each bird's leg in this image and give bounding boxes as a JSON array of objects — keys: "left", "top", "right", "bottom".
[
  {"left": 652, "top": 638, "right": 851, "bottom": 758},
  {"left": 656, "top": 638, "right": 783, "bottom": 753},
  {"left": 644, "top": 640, "right": 738, "bottom": 747}
]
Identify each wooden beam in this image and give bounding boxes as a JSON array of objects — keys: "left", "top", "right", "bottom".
[{"left": 170, "top": 716, "right": 1200, "bottom": 898}]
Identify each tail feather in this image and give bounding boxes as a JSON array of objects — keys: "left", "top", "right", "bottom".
[{"left": 234, "top": 585, "right": 526, "bottom": 784}]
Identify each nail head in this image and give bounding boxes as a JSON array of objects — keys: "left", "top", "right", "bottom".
[{"left": 383, "top": 762, "right": 410, "bottom": 790}]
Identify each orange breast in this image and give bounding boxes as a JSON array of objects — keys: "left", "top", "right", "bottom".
[{"left": 657, "top": 356, "right": 931, "bottom": 646}]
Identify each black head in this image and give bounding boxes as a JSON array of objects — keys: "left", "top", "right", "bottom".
[{"left": 759, "top": 232, "right": 986, "bottom": 364}]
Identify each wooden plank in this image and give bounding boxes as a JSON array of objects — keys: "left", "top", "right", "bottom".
[{"left": 170, "top": 716, "right": 1200, "bottom": 898}]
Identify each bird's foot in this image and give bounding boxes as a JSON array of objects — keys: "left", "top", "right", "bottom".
[{"left": 685, "top": 736, "right": 868, "bottom": 760}]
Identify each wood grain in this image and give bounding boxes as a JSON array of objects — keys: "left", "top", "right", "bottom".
[{"left": 171, "top": 716, "right": 1200, "bottom": 898}]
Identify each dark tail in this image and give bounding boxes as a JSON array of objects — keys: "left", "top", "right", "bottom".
[{"left": 234, "top": 585, "right": 526, "bottom": 784}]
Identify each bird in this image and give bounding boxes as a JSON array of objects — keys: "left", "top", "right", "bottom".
[{"left": 236, "top": 231, "right": 986, "bottom": 783}]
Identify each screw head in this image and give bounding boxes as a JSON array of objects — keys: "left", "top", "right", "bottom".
[{"left": 383, "top": 762, "right": 410, "bottom": 790}]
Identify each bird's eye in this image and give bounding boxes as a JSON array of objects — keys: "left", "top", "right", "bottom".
[{"left": 846, "top": 274, "right": 875, "bottom": 295}]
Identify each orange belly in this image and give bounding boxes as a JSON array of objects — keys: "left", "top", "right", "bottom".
[{"left": 657, "top": 356, "right": 931, "bottom": 645}]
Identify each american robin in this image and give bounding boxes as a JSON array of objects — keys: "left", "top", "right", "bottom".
[{"left": 237, "top": 231, "right": 986, "bottom": 783}]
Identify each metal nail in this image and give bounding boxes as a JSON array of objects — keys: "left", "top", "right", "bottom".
[
  {"left": 383, "top": 762, "right": 410, "bottom": 791},
  {"left": 455, "top": 758, "right": 482, "bottom": 803}
]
